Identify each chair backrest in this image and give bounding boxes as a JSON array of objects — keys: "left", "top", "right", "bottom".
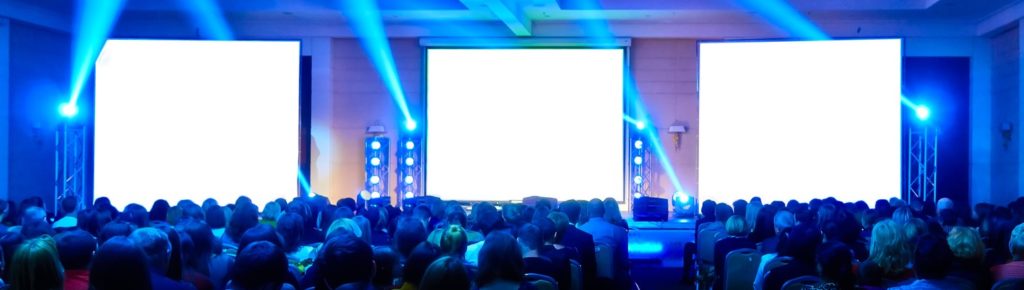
[
  {"left": 525, "top": 273, "right": 559, "bottom": 290},
  {"left": 697, "top": 229, "right": 726, "bottom": 265},
  {"left": 762, "top": 256, "right": 792, "bottom": 278},
  {"left": 595, "top": 243, "right": 615, "bottom": 279},
  {"left": 781, "top": 275, "right": 820, "bottom": 290},
  {"left": 724, "top": 248, "right": 761, "bottom": 290},
  {"left": 568, "top": 259, "right": 583, "bottom": 290},
  {"left": 993, "top": 278, "right": 1024, "bottom": 290}
]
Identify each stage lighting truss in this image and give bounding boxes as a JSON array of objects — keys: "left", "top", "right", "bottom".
[
  {"left": 629, "top": 132, "right": 652, "bottom": 199},
  {"left": 365, "top": 137, "right": 390, "bottom": 198},
  {"left": 907, "top": 125, "right": 938, "bottom": 205},
  {"left": 56, "top": 120, "right": 87, "bottom": 216},
  {"left": 396, "top": 136, "right": 422, "bottom": 207}
]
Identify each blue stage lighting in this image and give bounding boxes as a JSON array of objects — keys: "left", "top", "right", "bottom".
[
  {"left": 735, "top": 0, "right": 828, "bottom": 40},
  {"left": 404, "top": 191, "right": 414, "bottom": 199},
  {"left": 404, "top": 176, "right": 414, "bottom": 184},
  {"left": 633, "top": 176, "right": 643, "bottom": 185},
  {"left": 359, "top": 190, "right": 370, "bottom": 200},
  {"left": 633, "top": 192, "right": 642, "bottom": 199},
  {"left": 673, "top": 191, "right": 692, "bottom": 205},
  {"left": 369, "top": 176, "right": 380, "bottom": 184},
  {"left": 628, "top": 242, "right": 665, "bottom": 255},
  {"left": 634, "top": 140, "right": 643, "bottom": 150},
  {"left": 59, "top": 103, "right": 78, "bottom": 118},
  {"left": 633, "top": 156, "right": 643, "bottom": 165},
  {"left": 405, "top": 120, "right": 417, "bottom": 131},
  {"left": 371, "top": 191, "right": 381, "bottom": 199},
  {"left": 69, "top": 0, "right": 127, "bottom": 110},
  {"left": 371, "top": 141, "right": 381, "bottom": 150},
  {"left": 405, "top": 157, "right": 414, "bottom": 166},
  {"left": 915, "top": 106, "right": 930, "bottom": 121},
  {"left": 179, "top": 0, "right": 234, "bottom": 40},
  {"left": 405, "top": 141, "right": 415, "bottom": 150},
  {"left": 635, "top": 121, "right": 646, "bottom": 130},
  {"left": 370, "top": 157, "right": 381, "bottom": 166},
  {"left": 298, "top": 168, "right": 313, "bottom": 197}
]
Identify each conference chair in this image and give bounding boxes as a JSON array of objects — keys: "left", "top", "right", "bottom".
[
  {"left": 781, "top": 275, "right": 820, "bottom": 290},
  {"left": 762, "top": 256, "right": 792, "bottom": 279},
  {"left": 697, "top": 229, "right": 726, "bottom": 265},
  {"left": 568, "top": 259, "right": 583, "bottom": 290},
  {"left": 595, "top": 243, "right": 615, "bottom": 280},
  {"left": 723, "top": 248, "right": 761, "bottom": 290},
  {"left": 524, "top": 273, "right": 559, "bottom": 290},
  {"left": 992, "top": 278, "right": 1024, "bottom": 290}
]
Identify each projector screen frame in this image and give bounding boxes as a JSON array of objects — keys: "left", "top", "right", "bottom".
[
  {"left": 420, "top": 45, "right": 635, "bottom": 203},
  {"left": 694, "top": 38, "right": 905, "bottom": 212},
  {"left": 86, "top": 39, "right": 312, "bottom": 209}
]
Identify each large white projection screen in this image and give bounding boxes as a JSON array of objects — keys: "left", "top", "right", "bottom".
[
  {"left": 698, "top": 39, "right": 901, "bottom": 206},
  {"left": 94, "top": 40, "right": 300, "bottom": 209},
  {"left": 427, "top": 49, "right": 624, "bottom": 201}
]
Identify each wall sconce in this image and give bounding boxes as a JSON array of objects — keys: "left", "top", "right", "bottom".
[{"left": 668, "top": 122, "right": 688, "bottom": 151}]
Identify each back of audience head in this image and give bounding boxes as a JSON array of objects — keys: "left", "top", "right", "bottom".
[
  {"left": 725, "top": 215, "right": 747, "bottom": 237},
  {"left": 946, "top": 226, "right": 983, "bottom": 263},
  {"left": 419, "top": 256, "right": 471, "bottom": 290},
  {"left": 60, "top": 195, "right": 78, "bottom": 216},
  {"left": 440, "top": 224, "right": 468, "bottom": 258},
  {"left": 518, "top": 223, "right": 545, "bottom": 255},
  {"left": 238, "top": 224, "right": 283, "bottom": 254},
  {"left": 228, "top": 203, "right": 259, "bottom": 241},
  {"left": 90, "top": 236, "right": 152, "bottom": 290},
  {"left": 55, "top": 230, "right": 96, "bottom": 271},
  {"left": 129, "top": 227, "right": 172, "bottom": 274},
  {"left": 780, "top": 223, "right": 823, "bottom": 263},
  {"left": 317, "top": 234, "right": 375, "bottom": 289},
  {"left": 559, "top": 201, "right": 582, "bottom": 225},
  {"left": 121, "top": 203, "right": 149, "bottom": 228},
  {"left": 714, "top": 203, "right": 733, "bottom": 223},
  {"left": 352, "top": 215, "right": 372, "bottom": 244},
  {"left": 733, "top": 199, "right": 748, "bottom": 219},
  {"left": 587, "top": 199, "right": 605, "bottom": 220},
  {"left": 603, "top": 198, "right": 623, "bottom": 224},
  {"left": 817, "top": 242, "right": 855, "bottom": 288},
  {"left": 914, "top": 234, "right": 954, "bottom": 280},
  {"left": 232, "top": 241, "right": 288, "bottom": 290},
  {"left": 205, "top": 205, "right": 226, "bottom": 229},
  {"left": 477, "top": 232, "right": 523, "bottom": 286},
  {"left": 700, "top": 200, "right": 716, "bottom": 220},
  {"left": 149, "top": 200, "right": 169, "bottom": 222},
  {"left": 1010, "top": 222, "right": 1024, "bottom": 261},
  {"left": 20, "top": 206, "right": 52, "bottom": 239},
  {"left": 9, "top": 236, "right": 62, "bottom": 290},
  {"left": 546, "top": 212, "right": 570, "bottom": 244},
  {"left": 404, "top": 242, "right": 443, "bottom": 287},
  {"left": 276, "top": 212, "right": 304, "bottom": 253},
  {"left": 98, "top": 221, "right": 134, "bottom": 244},
  {"left": 395, "top": 217, "right": 428, "bottom": 258},
  {"left": 869, "top": 219, "right": 911, "bottom": 274},
  {"left": 473, "top": 203, "right": 500, "bottom": 235},
  {"left": 177, "top": 220, "right": 214, "bottom": 270}
]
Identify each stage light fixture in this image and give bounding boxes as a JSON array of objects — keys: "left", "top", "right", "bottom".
[
  {"left": 370, "top": 157, "right": 381, "bottom": 166},
  {"left": 59, "top": 103, "right": 78, "bottom": 118},
  {"left": 634, "top": 140, "right": 643, "bottom": 149},
  {"left": 915, "top": 105, "right": 930, "bottom": 121},
  {"left": 405, "top": 157, "right": 414, "bottom": 166},
  {"left": 633, "top": 176, "right": 643, "bottom": 184},
  {"left": 404, "top": 191, "right": 414, "bottom": 199},
  {"left": 405, "top": 141, "right": 415, "bottom": 150},
  {"left": 405, "top": 119, "right": 417, "bottom": 131},
  {"left": 634, "top": 156, "right": 643, "bottom": 165},
  {"left": 371, "top": 191, "right": 381, "bottom": 199},
  {"left": 370, "top": 176, "right": 380, "bottom": 184},
  {"left": 633, "top": 192, "right": 642, "bottom": 199},
  {"left": 359, "top": 190, "right": 370, "bottom": 200},
  {"left": 635, "top": 121, "right": 646, "bottom": 130},
  {"left": 404, "top": 176, "right": 414, "bottom": 184},
  {"left": 371, "top": 141, "right": 381, "bottom": 150}
]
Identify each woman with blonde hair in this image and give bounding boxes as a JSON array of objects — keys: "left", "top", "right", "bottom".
[
  {"left": 602, "top": 198, "right": 627, "bottom": 229},
  {"left": 946, "top": 226, "right": 990, "bottom": 288},
  {"left": 9, "top": 235, "right": 64, "bottom": 290},
  {"left": 859, "top": 219, "right": 913, "bottom": 287},
  {"left": 439, "top": 225, "right": 469, "bottom": 259}
]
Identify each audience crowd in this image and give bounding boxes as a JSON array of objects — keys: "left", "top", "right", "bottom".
[
  {"left": 2, "top": 192, "right": 1023, "bottom": 290},
  {"left": 689, "top": 196, "right": 1024, "bottom": 290},
  {"left": 0, "top": 195, "right": 630, "bottom": 290}
]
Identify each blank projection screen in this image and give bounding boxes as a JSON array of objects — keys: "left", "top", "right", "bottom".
[
  {"left": 94, "top": 40, "right": 300, "bottom": 209},
  {"left": 426, "top": 49, "right": 624, "bottom": 201},
  {"left": 698, "top": 39, "right": 902, "bottom": 205}
]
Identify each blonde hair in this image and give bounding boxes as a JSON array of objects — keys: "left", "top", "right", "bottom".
[
  {"left": 9, "top": 236, "right": 64, "bottom": 290},
  {"left": 947, "top": 226, "right": 984, "bottom": 261},
  {"left": 725, "top": 215, "right": 747, "bottom": 237},
  {"left": 440, "top": 225, "right": 468, "bottom": 258},
  {"left": 868, "top": 219, "right": 911, "bottom": 275},
  {"left": 326, "top": 218, "right": 362, "bottom": 239},
  {"left": 1011, "top": 223, "right": 1024, "bottom": 260}
]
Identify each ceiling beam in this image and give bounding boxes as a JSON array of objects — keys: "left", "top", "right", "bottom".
[
  {"left": 0, "top": 1, "right": 70, "bottom": 32},
  {"left": 461, "top": 0, "right": 533, "bottom": 36},
  {"left": 977, "top": 0, "right": 1024, "bottom": 36}
]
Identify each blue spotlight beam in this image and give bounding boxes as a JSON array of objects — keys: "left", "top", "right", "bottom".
[
  {"left": 176, "top": 0, "right": 235, "bottom": 40},
  {"left": 69, "top": 0, "right": 127, "bottom": 105},
  {"left": 734, "top": 0, "right": 829, "bottom": 40},
  {"left": 337, "top": 0, "right": 415, "bottom": 127},
  {"left": 297, "top": 167, "right": 313, "bottom": 197},
  {"left": 625, "top": 75, "right": 685, "bottom": 194}
]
